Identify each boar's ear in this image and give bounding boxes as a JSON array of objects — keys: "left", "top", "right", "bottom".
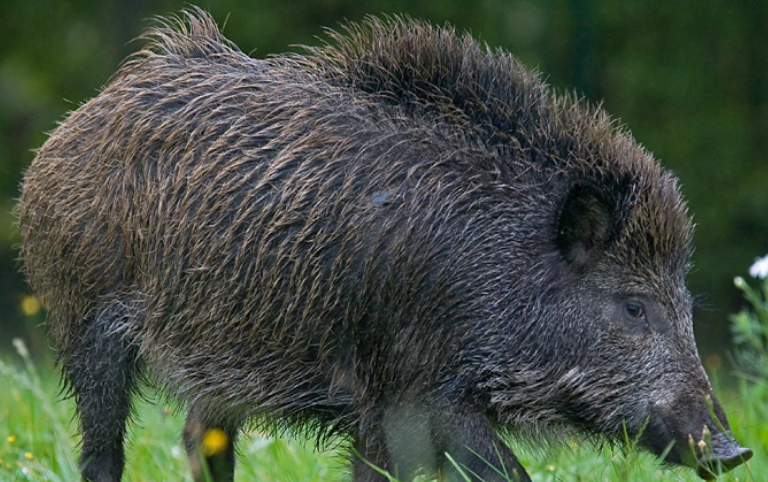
[{"left": 555, "top": 182, "right": 616, "bottom": 272}]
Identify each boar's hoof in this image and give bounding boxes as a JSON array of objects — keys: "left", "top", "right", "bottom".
[{"left": 696, "top": 432, "right": 752, "bottom": 480}]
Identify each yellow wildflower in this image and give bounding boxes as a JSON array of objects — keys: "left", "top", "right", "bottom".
[
  {"left": 201, "top": 429, "right": 228, "bottom": 456},
  {"left": 20, "top": 295, "right": 41, "bottom": 317}
]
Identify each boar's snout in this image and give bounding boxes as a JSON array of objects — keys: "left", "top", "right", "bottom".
[
  {"left": 693, "top": 430, "right": 752, "bottom": 480},
  {"left": 642, "top": 397, "right": 752, "bottom": 480}
]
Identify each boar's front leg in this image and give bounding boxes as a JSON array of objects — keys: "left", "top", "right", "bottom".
[
  {"left": 352, "top": 436, "right": 394, "bottom": 482},
  {"left": 435, "top": 410, "right": 531, "bottom": 482},
  {"left": 353, "top": 403, "right": 441, "bottom": 482},
  {"left": 357, "top": 403, "right": 531, "bottom": 482}
]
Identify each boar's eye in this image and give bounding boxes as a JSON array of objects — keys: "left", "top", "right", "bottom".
[{"left": 623, "top": 301, "right": 647, "bottom": 322}]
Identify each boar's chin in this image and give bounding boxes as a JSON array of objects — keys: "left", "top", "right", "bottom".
[{"left": 638, "top": 406, "right": 752, "bottom": 480}]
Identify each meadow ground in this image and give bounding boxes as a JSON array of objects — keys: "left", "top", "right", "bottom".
[{"left": 0, "top": 338, "right": 763, "bottom": 482}]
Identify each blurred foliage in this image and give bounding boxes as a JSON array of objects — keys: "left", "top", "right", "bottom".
[
  {"left": 731, "top": 268, "right": 768, "bottom": 381},
  {"left": 1, "top": 0, "right": 767, "bottom": 360}
]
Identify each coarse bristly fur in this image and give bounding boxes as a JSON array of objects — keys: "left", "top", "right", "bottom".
[{"left": 18, "top": 7, "right": 750, "bottom": 482}]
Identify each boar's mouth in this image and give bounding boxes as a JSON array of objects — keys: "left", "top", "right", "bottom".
[{"left": 639, "top": 406, "right": 752, "bottom": 480}]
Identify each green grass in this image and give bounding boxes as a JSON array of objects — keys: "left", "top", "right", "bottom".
[{"left": 0, "top": 340, "right": 763, "bottom": 482}]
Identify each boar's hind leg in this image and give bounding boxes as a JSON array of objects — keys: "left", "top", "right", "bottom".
[
  {"left": 437, "top": 412, "right": 532, "bottom": 482},
  {"left": 183, "top": 412, "right": 238, "bottom": 482},
  {"left": 69, "top": 304, "right": 139, "bottom": 482}
]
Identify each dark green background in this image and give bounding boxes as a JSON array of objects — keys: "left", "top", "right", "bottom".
[{"left": 2, "top": 0, "right": 767, "bottom": 364}]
